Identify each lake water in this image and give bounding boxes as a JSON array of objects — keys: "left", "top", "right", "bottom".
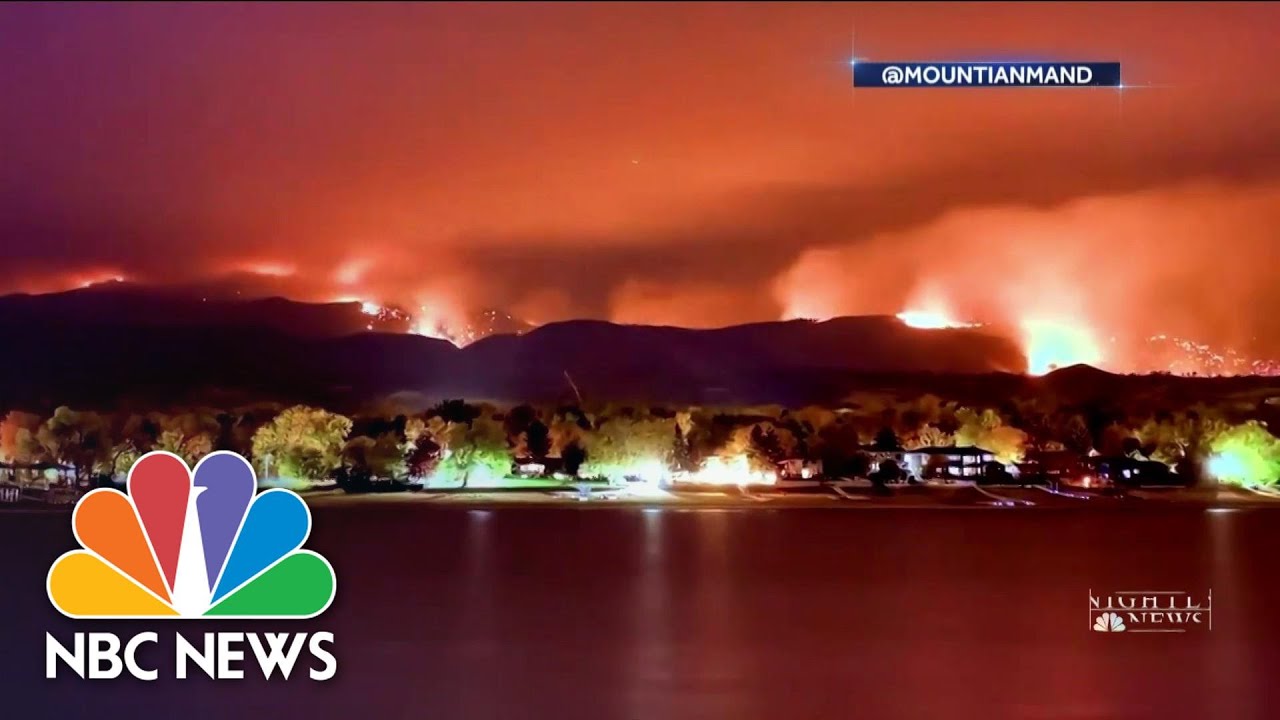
[{"left": 3, "top": 504, "right": 1278, "bottom": 719}]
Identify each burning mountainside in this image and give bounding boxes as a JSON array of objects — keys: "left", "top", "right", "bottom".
[
  {"left": 894, "top": 310, "right": 982, "bottom": 330},
  {"left": 325, "top": 297, "right": 1280, "bottom": 376},
  {"left": 355, "top": 301, "right": 413, "bottom": 331},
  {"left": 5, "top": 279, "right": 1277, "bottom": 376},
  {"left": 893, "top": 309, "right": 1280, "bottom": 377},
  {"left": 773, "top": 179, "right": 1280, "bottom": 379},
  {"left": 895, "top": 309, "right": 1103, "bottom": 376},
  {"left": 375, "top": 295, "right": 1280, "bottom": 376},
  {"left": 356, "top": 301, "right": 531, "bottom": 347},
  {"left": 1133, "top": 335, "right": 1280, "bottom": 377},
  {"left": 1018, "top": 318, "right": 1104, "bottom": 376}
]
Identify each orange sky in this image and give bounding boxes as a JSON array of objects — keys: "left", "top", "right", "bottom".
[{"left": 2, "top": 3, "right": 1279, "bottom": 363}]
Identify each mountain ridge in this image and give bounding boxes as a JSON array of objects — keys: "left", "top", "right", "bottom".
[{"left": 1, "top": 283, "right": 1272, "bottom": 412}]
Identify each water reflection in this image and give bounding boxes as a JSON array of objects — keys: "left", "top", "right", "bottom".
[
  {"left": 1206, "top": 507, "right": 1255, "bottom": 718},
  {"left": 625, "top": 508, "right": 671, "bottom": 717},
  {"left": 4, "top": 506, "right": 1277, "bottom": 719}
]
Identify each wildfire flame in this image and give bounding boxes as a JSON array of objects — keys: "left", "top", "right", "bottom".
[
  {"left": 898, "top": 304, "right": 1104, "bottom": 375},
  {"left": 411, "top": 305, "right": 466, "bottom": 347},
  {"left": 411, "top": 319, "right": 461, "bottom": 346},
  {"left": 1020, "top": 318, "right": 1104, "bottom": 375},
  {"left": 73, "top": 272, "right": 126, "bottom": 289},
  {"left": 895, "top": 309, "right": 981, "bottom": 330}
]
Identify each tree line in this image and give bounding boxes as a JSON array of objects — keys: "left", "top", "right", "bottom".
[{"left": 1, "top": 392, "right": 1277, "bottom": 487}]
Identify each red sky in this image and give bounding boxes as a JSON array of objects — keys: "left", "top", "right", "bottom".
[{"left": 2, "top": 3, "right": 1279, "bottom": 363}]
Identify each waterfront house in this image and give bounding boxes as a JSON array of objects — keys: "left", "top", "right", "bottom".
[
  {"left": 777, "top": 457, "right": 824, "bottom": 480},
  {"left": 512, "top": 456, "right": 565, "bottom": 478},
  {"left": 902, "top": 446, "right": 997, "bottom": 480},
  {"left": 1017, "top": 449, "right": 1084, "bottom": 484},
  {"left": 1087, "top": 456, "right": 1182, "bottom": 487},
  {"left": 0, "top": 461, "right": 76, "bottom": 487}
]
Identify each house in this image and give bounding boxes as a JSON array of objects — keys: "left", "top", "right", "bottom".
[
  {"left": 0, "top": 461, "right": 76, "bottom": 487},
  {"left": 512, "top": 456, "right": 565, "bottom": 478},
  {"left": 777, "top": 458, "right": 824, "bottom": 480},
  {"left": 0, "top": 462, "right": 19, "bottom": 502},
  {"left": 1087, "top": 456, "right": 1182, "bottom": 487},
  {"left": 1017, "top": 449, "right": 1084, "bottom": 484},
  {"left": 860, "top": 445, "right": 906, "bottom": 466},
  {"left": 902, "top": 446, "right": 997, "bottom": 480},
  {"left": 0, "top": 461, "right": 80, "bottom": 504}
]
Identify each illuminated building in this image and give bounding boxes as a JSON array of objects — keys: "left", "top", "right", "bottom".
[
  {"left": 1087, "top": 456, "right": 1182, "bottom": 487},
  {"left": 902, "top": 446, "right": 997, "bottom": 480},
  {"left": 777, "top": 458, "right": 824, "bottom": 480}
]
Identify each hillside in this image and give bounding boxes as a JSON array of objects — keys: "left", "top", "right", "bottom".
[{"left": 1, "top": 285, "right": 1276, "bottom": 412}]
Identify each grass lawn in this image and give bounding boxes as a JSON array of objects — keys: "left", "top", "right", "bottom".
[{"left": 423, "top": 476, "right": 580, "bottom": 490}]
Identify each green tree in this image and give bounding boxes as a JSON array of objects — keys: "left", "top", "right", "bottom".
[
  {"left": 101, "top": 413, "right": 160, "bottom": 481},
  {"left": 910, "top": 394, "right": 946, "bottom": 427},
  {"left": 529, "top": 420, "right": 552, "bottom": 459},
  {"left": 148, "top": 411, "right": 221, "bottom": 465},
  {"left": 1016, "top": 404, "right": 1056, "bottom": 451},
  {"left": 909, "top": 424, "right": 953, "bottom": 450},
  {"left": 672, "top": 423, "right": 694, "bottom": 472},
  {"left": 504, "top": 404, "right": 539, "bottom": 441},
  {"left": 1204, "top": 421, "right": 1280, "bottom": 487},
  {"left": 750, "top": 422, "right": 797, "bottom": 463},
  {"left": 1057, "top": 414, "right": 1094, "bottom": 456},
  {"left": 434, "top": 416, "right": 510, "bottom": 487},
  {"left": 251, "top": 406, "right": 352, "bottom": 487},
  {"left": 956, "top": 408, "right": 1028, "bottom": 464},
  {"left": 406, "top": 434, "right": 441, "bottom": 480},
  {"left": 431, "top": 399, "right": 481, "bottom": 425},
  {"left": 342, "top": 432, "right": 408, "bottom": 481},
  {"left": 872, "top": 426, "right": 901, "bottom": 451},
  {"left": 580, "top": 416, "right": 676, "bottom": 481},
  {"left": 404, "top": 416, "right": 428, "bottom": 446},
  {"left": 684, "top": 411, "right": 737, "bottom": 465},
  {"left": 562, "top": 441, "right": 586, "bottom": 477},
  {"left": 792, "top": 406, "right": 838, "bottom": 438},
  {"left": 38, "top": 407, "right": 109, "bottom": 484},
  {"left": 549, "top": 416, "right": 584, "bottom": 459},
  {"left": 0, "top": 410, "right": 46, "bottom": 463},
  {"left": 1094, "top": 422, "right": 1132, "bottom": 457},
  {"left": 983, "top": 425, "right": 1030, "bottom": 465},
  {"left": 214, "top": 405, "right": 280, "bottom": 457},
  {"left": 818, "top": 420, "right": 865, "bottom": 476}
]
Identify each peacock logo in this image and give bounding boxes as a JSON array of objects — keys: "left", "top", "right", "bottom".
[{"left": 47, "top": 451, "right": 336, "bottom": 619}]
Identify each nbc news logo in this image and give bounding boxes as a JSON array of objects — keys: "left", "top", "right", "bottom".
[
  {"left": 1089, "top": 589, "right": 1212, "bottom": 635},
  {"left": 1092, "top": 612, "right": 1126, "bottom": 633},
  {"left": 46, "top": 452, "right": 337, "bottom": 681}
]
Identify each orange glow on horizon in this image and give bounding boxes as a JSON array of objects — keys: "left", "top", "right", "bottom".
[
  {"left": 334, "top": 258, "right": 372, "bottom": 286},
  {"left": 74, "top": 272, "right": 126, "bottom": 289},
  {"left": 234, "top": 261, "right": 296, "bottom": 278}
]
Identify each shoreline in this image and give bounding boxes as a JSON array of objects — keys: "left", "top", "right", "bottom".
[
  {"left": 5, "top": 484, "right": 1277, "bottom": 513},
  {"left": 296, "top": 484, "right": 1280, "bottom": 510}
]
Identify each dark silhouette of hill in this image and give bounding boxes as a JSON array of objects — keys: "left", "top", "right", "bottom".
[
  {"left": 0, "top": 285, "right": 1275, "bottom": 411},
  {"left": 456, "top": 317, "right": 1026, "bottom": 402},
  {"left": 1034, "top": 362, "right": 1280, "bottom": 409},
  {"left": 0, "top": 281, "right": 413, "bottom": 336}
]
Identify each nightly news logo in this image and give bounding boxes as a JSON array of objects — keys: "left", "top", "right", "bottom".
[
  {"left": 45, "top": 452, "right": 337, "bottom": 681},
  {"left": 852, "top": 60, "right": 1122, "bottom": 88}
]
